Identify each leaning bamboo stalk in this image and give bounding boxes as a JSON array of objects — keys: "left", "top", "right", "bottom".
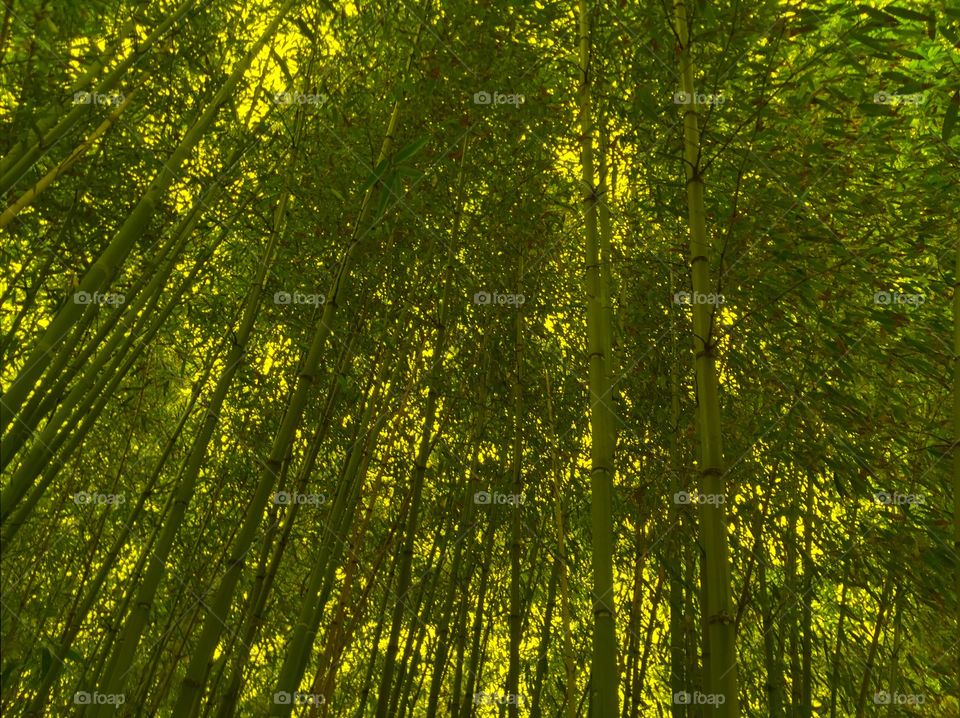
[
  {"left": 82, "top": 89, "right": 299, "bottom": 718},
  {"left": 0, "top": 0, "right": 295, "bottom": 440},
  {"left": 172, "top": 18, "right": 435, "bottom": 705},
  {"left": 1, "top": 243, "right": 212, "bottom": 541},
  {"left": 79, "top": 479, "right": 178, "bottom": 693},
  {"left": 0, "top": 136, "right": 253, "bottom": 476},
  {"left": 0, "top": 0, "right": 195, "bottom": 196},
  {"left": 0, "top": 90, "right": 138, "bottom": 228},
  {"left": 19, "top": 372, "right": 208, "bottom": 717},
  {"left": 0, "top": 223, "right": 219, "bottom": 521},
  {"left": 264, "top": 358, "right": 403, "bottom": 717},
  {"left": 423, "top": 357, "right": 493, "bottom": 718},
  {"left": 448, "top": 557, "right": 474, "bottom": 718},
  {"left": 310, "top": 491, "right": 402, "bottom": 717},
  {"left": 370, "top": 102, "right": 458, "bottom": 718},
  {"left": 0, "top": 251, "right": 56, "bottom": 364},
  {"left": 448, "top": 363, "right": 502, "bottom": 718},
  {"left": 210, "top": 321, "right": 368, "bottom": 718},
  {"left": 854, "top": 572, "right": 893, "bottom": 718},
  {"left": 389, "top": 527, "right": 446, "bottom": 718},
  {"left": 0, "top": 16, "right": 138, "bottom": 181},
  {"left": 174, "top": 39, "right": 425, "bottom": 715},
  {"left": 350, "top": 557, "right": 399, "bottom": 718}
]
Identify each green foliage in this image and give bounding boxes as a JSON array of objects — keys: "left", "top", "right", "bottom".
[{"left": 0, "top": 0, "right": 957, "bottom": 717}]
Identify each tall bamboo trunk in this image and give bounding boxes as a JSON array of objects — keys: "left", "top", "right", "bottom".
[
  {"left": 507, "top": 261, "right": 525, "bottom": 718},
  {"left": 545, "top": 371, "right": 577, "bottom": 718},
  {"left": 19, "top": 372, "right": 207, "bottom": 716},
  {"left": 425, "top": 348, "right": 492, "bottom": 718},
  {"left": 577, "top": 1, "right": 619, "bottom": 714},
  {"left": 854, "top": 571, "right": 893, "bottom": 718},
  {"left": 670, "top": 1, "right": 739, "bottom": 713},
  {"left": 953, "top": 242, "right": 960, "bottom": 708},
  {"left": 668, "top": 266, "right": 686, "bottom": 718}
]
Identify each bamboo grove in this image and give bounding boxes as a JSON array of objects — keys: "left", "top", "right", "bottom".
[{"left": 0, "top": 0, "right": 958, "bottom": 716}]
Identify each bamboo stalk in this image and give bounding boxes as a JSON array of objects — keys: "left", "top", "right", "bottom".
[
  {"left": 577, "top": 1, "right": 619, "bottom": 714},
  {"left": 670, "top": 1, "right": 739, "bottom": 713}
]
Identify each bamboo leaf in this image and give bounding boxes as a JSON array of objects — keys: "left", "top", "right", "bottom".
[
  {"left": 882, "top": 5, "right": 932, "bottom": 22},
  {"left": 292, "top": 16, "right": 314, "bottom": 38},
  {"left": 393, "top": 136, "right": 430, "bottom": 164},
  {"left": 360, "top": 158, "right": 390, "bottom": 193},
  {"left": 943, "top": 98, "right": 958, "bottom": 143}
]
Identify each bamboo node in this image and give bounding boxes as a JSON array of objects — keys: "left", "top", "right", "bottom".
[{"left": 708, "top": 610, "right": 735, "bottom": 625}]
